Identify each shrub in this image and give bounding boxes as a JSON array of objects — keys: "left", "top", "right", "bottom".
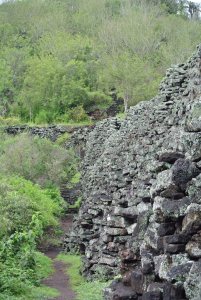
[
  {"left": 0, "top": 175, "right": 64, "bottom": 236},
  {"left": 0, "top": 133, "right": 77, "bottom": 188},
  {"left": 55, "top": 132, "right": 70, "bottom": 146},
  {"left": 0, "top": 175, "right": 64, "bottom": 299},
  {"left": 69, "top": 197, "right": 82, "bottom": 210},
  {"left": 0, "top": 214, "right": 59, "bottom": 299},
  {"left": 0, "top": 116, "right": 21, "bottom": 126},
  {"left": 70, "top": 172, "right": 81, "bottom": 185},
  {"left": 34, "top": 110, "right": 54, "bottom": 124},
  {"left": 67, "top": 106, "right": 90, "bottom": 122},
  {"left": 87, "top": 91, "right": 112, "bottom": 112},
  {"left": 0, "top": 214, "right": 42, "bottom": 296}
]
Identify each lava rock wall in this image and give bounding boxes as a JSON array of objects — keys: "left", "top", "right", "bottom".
[
  {"left": 5, "top": 124, "right": 93, "bottom": 144},
  {"left": 65, "top": 45, "right": 201, "bottom": 300},
  {"left": 5, "top": 124, "right": 94, "bottom": 161}
]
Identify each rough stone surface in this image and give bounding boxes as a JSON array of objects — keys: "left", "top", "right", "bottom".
[{"left": 64, "top": 45, "right": 201, "bottom": 299}]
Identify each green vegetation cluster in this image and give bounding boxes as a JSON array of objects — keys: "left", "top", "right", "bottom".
[
  {"left": 0, "top": 0, "right": 201, "bottom": 121},
  {"left": 0, "top": 132, "right": 78, "bottom": 299},
  {"left": 0, "top": 133, "right": 78, "bottom": 187}
]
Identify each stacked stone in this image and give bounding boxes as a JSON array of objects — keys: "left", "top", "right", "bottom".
[
  {"left": 5, "top": 124, "right": 91, "bottom": 142},
  {"left": 65, "top": 126, "right": 94, "bottom": 159},
  {"left": 64, "top": 118, "right": 123, "bottom": 261},
  {"left": 64, "top": 45, "right": 201, "bottom": 299}
]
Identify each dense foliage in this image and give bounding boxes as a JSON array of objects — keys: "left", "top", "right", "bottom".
[
  {"left": 0, "top": 133, "right": 78, "bottom": 187},
  {"left": 0, "top": 176, "right": 64, "bottom": 235},
  {"left": 0, "top": 175, "right": 63, "bottom": 299},
  {"left": 0, "top": 132, "right": 77, "bottom": 299},
  {"left": 0, "top": 0, "right": 201, "bottom": 118}
]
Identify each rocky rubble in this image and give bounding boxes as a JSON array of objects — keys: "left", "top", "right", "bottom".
[{"left": 64, "top": 45, "right": 201, "bottom": 299}]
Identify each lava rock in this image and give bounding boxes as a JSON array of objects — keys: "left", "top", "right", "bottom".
[
  {"left": 104, "top": 281, "right": 138, "bottom": 300},
  {"left": 172, "top": 159, "right": 200, "bottom": 190},
  {"left": 186, "top": 230, "right": 201, "bottom": 258},
  {"left": 158, "top": 152, "right": 185, "bottom": 164}
]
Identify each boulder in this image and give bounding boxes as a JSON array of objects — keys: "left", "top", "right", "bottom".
[
  {"left": 104, "top": 281, "right": 138, "bottom": 300},
  {"left": 182, "top": 205, "right": 201, "bottom": 235},
  {"left": 172, "top": 159, "right": 200, "bottom": 190},
  {"left": 153, "top": 197, "right": 190, "bottom": 222},
  {"left": 185, "top": 100, "right": 201, "bottom": 132},
  {"left": 158, "top": 151, "right": 185, "bottom": 164},
  {"left": 186, "top": 230, "right": 201, "bottom": 258}
]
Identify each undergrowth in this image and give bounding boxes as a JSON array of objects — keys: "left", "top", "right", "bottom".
[
  {"left": 0, "top": 252, "right": 59, "bottom": 300},
  {"left": 70, "top": 172, "right": 81, "bottom": 185},
  {"left": 0, "top": 132, "right": 79, "bottom": 299},
  {"left": 0, "top": 215, "right": 59, "bottom": 300}
]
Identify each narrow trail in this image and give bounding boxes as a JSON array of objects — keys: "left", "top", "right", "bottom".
[{"left": 42, "top": 215, "right": 76, "bottom": 300}]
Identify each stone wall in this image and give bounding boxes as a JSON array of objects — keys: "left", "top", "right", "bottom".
[
  {"left": 64, "top": 45, "right": 201, "bottom": 299},
  {"left": 65, "top": 126, "right": 94, "bottom": 159},
  {"left": 5, "top": 125, "right": 68, "bottom": 141},
  {"left": 5, "top": 124, "right": 94, "bottom": 159},
  {"left": 5, "top": 124, "right": 92, "bottom": 143}
]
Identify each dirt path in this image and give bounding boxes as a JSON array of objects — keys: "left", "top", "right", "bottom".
[{"left": 42, "top": 215, "right": 76, "bottom": 300}]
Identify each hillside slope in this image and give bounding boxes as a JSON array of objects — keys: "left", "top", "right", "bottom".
[{"left": 1, "top": 0, "right": 201, "bottom": 123}]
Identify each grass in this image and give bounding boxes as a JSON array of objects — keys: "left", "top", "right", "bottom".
[
  {"left": 0, "top": 286, "right": 60, "bottom": 300},
  {"left": 57, "top": 254, "right": 109, "bottom": 300},
  {"left": 69, "top": 197, "right": 82, "bottom": 210},
  {"left": 31, "top": 252, "right": 60, "bottom": 299},
  {"left": 70, "top": 172, "right": 81, "bottom": 184},
  {"left": 27, "top": 286, "right": 60, "bottom": 300},
  {"left": 0, "top": 116, "right": 94, "bottom": 128},
  {"left": 116, "top": 112, "right": 126, "bottom": 120},
  {"left": 35, "top": 252, "right": 55, "bottom": 279}
]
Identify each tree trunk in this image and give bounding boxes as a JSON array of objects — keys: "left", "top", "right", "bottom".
[
  {"left": 29, "top": 107, "right": 33, "bottom": 122},
  {"left": 124, "top": 92, "right": 129, "bottom": 113}
]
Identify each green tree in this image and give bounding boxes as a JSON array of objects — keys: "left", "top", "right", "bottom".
[
  {"left": 17, "top": 56, "right": 63, "bottom": 121},
  {"left": 101, "top": 53, "right": 160, "bottom": 111},
  {"left": 1, "top": 0, "right": 201, "bottom": 120},
  {"left": 0, "top": 58, "right": 13, "bottom": 116}
]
